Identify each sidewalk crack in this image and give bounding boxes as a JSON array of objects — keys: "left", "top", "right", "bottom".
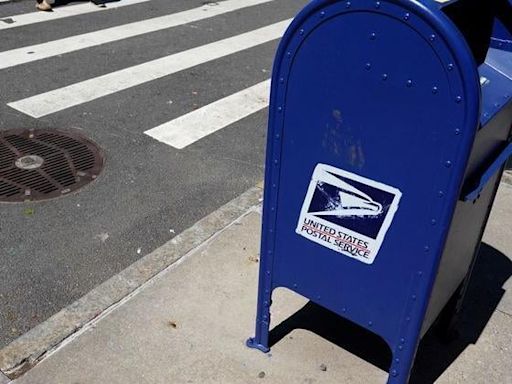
[{"left": 497, "top": 308, "right": 512, "bottom": 319}]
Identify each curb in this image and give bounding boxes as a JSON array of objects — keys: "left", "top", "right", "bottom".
[
  {"left": 0, "top": 186, "right": 263, "bottom": 380},
  {"left": 0, "top": 0, "right": 26, "bottom": 5}
]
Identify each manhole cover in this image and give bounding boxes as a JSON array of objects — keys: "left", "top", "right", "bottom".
[{"left": 0, "top": 128, "right": 104, "bottom": 202}]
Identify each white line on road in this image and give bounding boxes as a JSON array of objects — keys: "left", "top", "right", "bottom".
[
  {"left": 145, "top": 80, "right": 270, "bottom": 149},
  {"left": 8, "top": 20, "right": 290, "bottom": 118},
  {"left": 0, "top": 0, "right": 151, "bottom": 30},
  {"left": 0, "top": 0, "right": 276, "bottom": 70}
]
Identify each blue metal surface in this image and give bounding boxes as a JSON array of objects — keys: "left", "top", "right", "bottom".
[
  {"left": 480, "top": 49, "right": 512, "bottom": 125},
  {"left": 492, "top": 21, "right": 512, "bottom": 52},
  {"left": 464, "top": 141, "right": 512, "bottom": 201},
  {"left": 491, "top": 1, "right": 512, "bottom": 51},
  {"left": 247, "top": 1, "right": 512, "bottom": 383}
]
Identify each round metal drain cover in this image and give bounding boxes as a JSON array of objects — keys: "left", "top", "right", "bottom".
[{"left": 0, "top": 128, "right": 104, "bottom": 202}]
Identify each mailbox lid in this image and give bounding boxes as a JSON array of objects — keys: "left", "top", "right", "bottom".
[{"left": 480, "top": 48, "right": 512, "bottom": 126}]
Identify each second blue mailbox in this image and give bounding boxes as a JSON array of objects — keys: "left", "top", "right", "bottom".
[{"left": 248, "top": 0, "right": 512, "bottom": 383}]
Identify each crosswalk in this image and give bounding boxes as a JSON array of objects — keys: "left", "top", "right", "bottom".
[
  {"left": 0, "top": 0, "right": 150, "bottom": 30},
  {"left": 8, "top": 20, "right": 289, "bottom": 118},
  {"left": 0, "top": 0, "right": 276, "bottom": 70},
  {"left": 0, "top": 0, "right": 307, "bottom": 345},
  {"left": 0, "top": 0, "right": 297, "bottom": 149},
  {"left": 145, "top": 80, "right": 271, "bottom": 149}
]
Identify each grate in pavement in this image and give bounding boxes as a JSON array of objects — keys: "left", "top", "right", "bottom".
[{"left": 0, "top": 128, "right": 104, "bottom": 203}]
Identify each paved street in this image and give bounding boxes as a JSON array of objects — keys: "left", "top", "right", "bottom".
[{"left": 0, "top": 0, "right": 307, "bottom": 348}]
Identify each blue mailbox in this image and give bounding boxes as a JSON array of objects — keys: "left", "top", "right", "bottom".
[{"left": 247, "top": 0, "right": 512, "bottom": 383}]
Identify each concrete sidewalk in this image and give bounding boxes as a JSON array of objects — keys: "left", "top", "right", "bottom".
[{"left": 8, "top": 183, "right": 512, "bottom": 384}]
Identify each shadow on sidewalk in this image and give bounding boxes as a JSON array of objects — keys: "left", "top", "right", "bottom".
[{"left": 268, "top": 242, "right": 512, "bottom": 384}]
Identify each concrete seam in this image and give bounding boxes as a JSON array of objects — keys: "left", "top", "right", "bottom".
[
  {"left": 0, "top": 371, "right": 10, "bottom": 384},
  {"left": 0, "top": 185, "right": 263, "bottom": 379},
  {"left": 496, "top": 309, "right": 512, "bottom": 319},
  {"left": 502, "top": 171, "right": 512, "bottom": 186}
]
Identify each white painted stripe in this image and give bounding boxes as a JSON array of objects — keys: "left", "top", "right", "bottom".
[
  {"left": 0, "top": 0, "right": 276, "bottom": 70},
  {"left": 145, "top": 80, "right": 270, "bottom": 149},
  {"left": 8, "top": 20, "right": 289, "bottom": 118},
  {"left": 0, "top": 0, "right": 151, "bottom": 31}
]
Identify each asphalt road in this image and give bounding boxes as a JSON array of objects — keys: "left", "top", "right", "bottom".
[{"left": 0, "top": 0, "right": 308, "bottom": 347}]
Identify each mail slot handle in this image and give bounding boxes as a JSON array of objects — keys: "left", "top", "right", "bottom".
[
  {"left": 491, "top": 37, "right": 512, "bottom": 52},
  {"left": 464, "top": 141, "right": 512, "bottom": 201}
]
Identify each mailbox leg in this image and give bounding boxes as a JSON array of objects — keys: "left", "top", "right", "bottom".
[
  {"left": 247, "top": 217, "right": 274, "bottom": 353},
  {"left": 436, "top": 282, "right": 465, "bottom": 341},
  {"left": 387, "top": 325, "right": 424, "bottom": 384},
  {"left": 387, "top": 345, "right": 419, "bottom": 384},
  {"left": 246, "top": 289, "right": 272, "bottom": 353},
  {"left": 247, "top": 248, "right": 272, "bottom": 353}
]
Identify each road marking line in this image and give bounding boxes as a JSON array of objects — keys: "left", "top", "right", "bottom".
[
  {"left": 0, "top": 0, "right": 151, "bottom": 30},
  {"left": 8, "top": 20, "right": 289, "bottom": 118},
  {"left": 145, "top": 80, "right": 270, "bottom": 149},
  {"left": 0, "top": 0, "right": 276, "bottom": 70}
]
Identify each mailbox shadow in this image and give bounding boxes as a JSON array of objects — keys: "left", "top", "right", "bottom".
[
  {"left": 269, "top": 301, "right": 393, "bottom": 372},
  {"left": 268, "top": 243, "right": 511, "bottom": 384},
  {"left": 411, "top": 242, "right": 511, "bottom": 383}
]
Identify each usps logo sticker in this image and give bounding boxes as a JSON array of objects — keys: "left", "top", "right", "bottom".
[{"left": 296, "top": 164, "right": 402, "bottom": 264}]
